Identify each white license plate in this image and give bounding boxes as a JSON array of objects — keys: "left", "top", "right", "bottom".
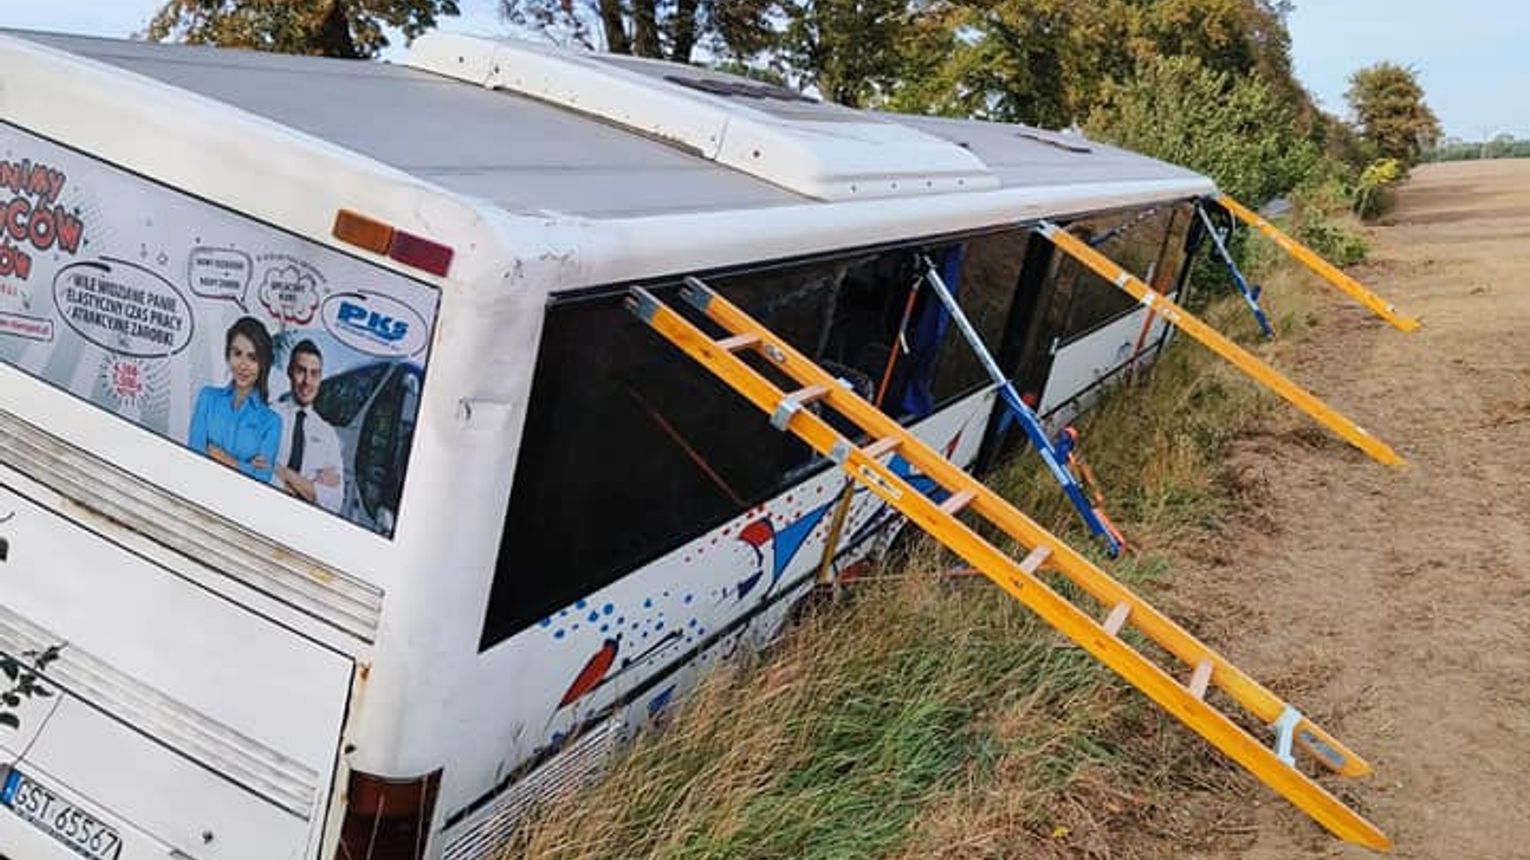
[{"left": 1, "top": 767, "right": 122, "bottom": 860}]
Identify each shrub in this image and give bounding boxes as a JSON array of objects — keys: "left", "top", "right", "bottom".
[
  {"left": 1354, "top": 157, "right": 1403, "bottom": 219},
  {"left": 1083, "top": 55, "right": 1321, "bottom": 207}
]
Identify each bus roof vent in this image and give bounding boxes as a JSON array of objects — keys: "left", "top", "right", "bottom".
[{"left": 405, "top": 34, "right": 998, "bottom": 202}]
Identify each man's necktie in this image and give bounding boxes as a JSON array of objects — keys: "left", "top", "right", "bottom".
[{"left": 288, "top": 409, "right": 306, "bottom": 472}]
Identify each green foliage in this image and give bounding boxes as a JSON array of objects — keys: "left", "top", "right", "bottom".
[
  {"left": 882, "top": 0, "right": 1308, "bottom": 129},
  {"left": 1345, "top": 62, "right": 1441, "bottom": 166},
  {"left": 776, "top": 0, "right": 911, "bottom": 107},
  {"left": 1082, "top": 55, "right": 1318, "bottom": 206},
  {"left": 1292, "top": 215, "right": 1367, "bottom": 266},
  {"left": 884, "top": 0, "right": 1080, "bottom": 126},
  {"left": 1425, "top": 135, "right": 1530, "bottom": 163},
  {"left": 146, "top": 0, "right": 459, "bottom": 58},
  {"left": 1354, "top": 157, "right": 1403, "bottom": 219}
]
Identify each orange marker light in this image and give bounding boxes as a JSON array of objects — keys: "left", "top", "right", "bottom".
[{"left": 332, "top": 209, "right": 394, "bottom": 255}]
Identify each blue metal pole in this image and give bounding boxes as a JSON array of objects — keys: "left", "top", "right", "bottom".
[
  {"left": 1197, "top": 202, "right": 1274, "bottom": 339},
  {"left": 918, "top": 256, "right": 1122, "bottom": 557}
]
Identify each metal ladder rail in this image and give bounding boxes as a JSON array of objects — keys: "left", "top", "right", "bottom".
[
  {"left": 626, "top": 281, "right": 1389, "bottom": 851},
  {"left": 1195, "top": 203, "right": 1276, "bottom": 339},
  {"left": 1213, "top": 194, "right": 1421, "bottom": 333},
  {"left": 916, "top": 255, "right": 1122, "bottom": 557},
  {"left": 1036, "top": 222, "right": 1405, "bottom": 468}
]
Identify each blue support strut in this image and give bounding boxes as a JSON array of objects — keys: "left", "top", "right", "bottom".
[
  {"left": 1196, "top": 202, "right": 1275, "bottom": 339},
  {"left": 917, "top": 255, "right": 1122, "bottom": 557}
]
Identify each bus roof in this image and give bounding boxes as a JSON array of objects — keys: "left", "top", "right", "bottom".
[{"left": 6, "top": 29, "right": 1207, "bottom": 220}]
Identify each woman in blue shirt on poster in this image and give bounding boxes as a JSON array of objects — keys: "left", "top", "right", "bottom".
[{"left": 187, "top": 316, "right": 283, "bottom": 482}]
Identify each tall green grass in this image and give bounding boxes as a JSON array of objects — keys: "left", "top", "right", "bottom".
[{"left": 503, "top": 246, "right": 1325, "bottom": 860}]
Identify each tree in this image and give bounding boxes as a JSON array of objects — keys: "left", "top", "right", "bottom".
[
  {"left": 1083, "top": 54, "right": 1318, "bottom": 205},
  {"left": 885, "top": 0, "right": 1083, "bottom": 126},
  {"left": 498, "top": 0, "right": 774, "bottom": 64},
  {"left": 1345, "top": 62, "right": 1441, "bottom": 166},
  {"left": 777, "top": 0, "right": 912, "bottom": 106},
  {"left": 883, "top": 0, "right": 1315, "bottom": 132},
  {"left": 146, "top": 0, "right": 459, "bottom": 59}
]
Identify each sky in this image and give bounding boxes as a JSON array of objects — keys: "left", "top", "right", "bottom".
[
  {"left": 1286, "top": 0, "right": 1529, "bottom": 140},
  {"left": 5, "top": 0, "right": 1526, "bottom": 140}
]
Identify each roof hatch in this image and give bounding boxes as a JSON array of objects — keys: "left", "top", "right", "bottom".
[{"left": 405, "top": 34, "right": 998, "bottom": 202}]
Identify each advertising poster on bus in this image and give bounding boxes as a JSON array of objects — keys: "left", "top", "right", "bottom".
[{"left": 0, "top": 122, "right": 439, "bottom": 537}]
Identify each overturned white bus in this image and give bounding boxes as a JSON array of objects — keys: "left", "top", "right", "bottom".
[{"left": 0, "top": 29, "right": 1217, "bottom": 860}]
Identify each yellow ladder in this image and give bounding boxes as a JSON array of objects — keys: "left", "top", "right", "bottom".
[
  {"left": 626, "top": 278, "right": 1391, "bottom": 852},
  {"left": 1214, "top": 194, "right": 1421, "bottom": 332},
  {"left": 1038, "top": 222, "right": 1405, "bottom": 468}
]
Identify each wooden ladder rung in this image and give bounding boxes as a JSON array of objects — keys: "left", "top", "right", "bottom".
[
  {"left": 938, "top": 489, "right": 976, "bottom": 516},
  {"left": 1188, "top": 659, "right": 1214, "bottom": 700},
  {"left": 1102, "top": 601, "right": 1131, "bottom": 637},
  {"left": 716, "top": 333, "right": 760, "bottom": 352},
  {"left": 862, "top": 436, "right": 901, "bottom": 459},
  {"left": 788, "top": 384, "right": 830, "bottom": 406},
  {"left": 1019, "top": 545, "right": 1051, "bottom": 574}
]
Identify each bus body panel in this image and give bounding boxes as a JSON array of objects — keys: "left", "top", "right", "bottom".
[
  {"left": 1039, "top": 303, "right": 1174, "bottom": 418},
  {"left": 0, "top": 482, "right": 353, "bottom": 859}
]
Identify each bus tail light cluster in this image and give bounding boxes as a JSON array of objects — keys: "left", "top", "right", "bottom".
[
  {"left": 333, "top": 209, "right": 454, "bottom": 277},
  {"left": 335, "top": 768, "right": 442, "bottom": 860}
]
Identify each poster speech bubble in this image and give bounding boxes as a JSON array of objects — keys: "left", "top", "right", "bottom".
[
  {"left": 187, "top": 247, "right": 252, "bottom": 306},
  {"left": 54, "top": 258, "right": 195, "bottom": 358},
  {"left": 258, "top": 263, "right": 322, "bottom": 326}
]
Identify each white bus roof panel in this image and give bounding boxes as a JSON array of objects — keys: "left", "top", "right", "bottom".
[
  {"left": 7, "top": 29, "right": 1208, "bottom": 219},
  {"left": 7, "top": 30, "right": 804, "bottom": 218},
  {"left": 888, "top": 113, "right": 1206, "bottom": 189}
]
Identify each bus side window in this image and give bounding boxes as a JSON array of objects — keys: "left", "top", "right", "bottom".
[
  {"left": 480, "top": 246, "right": 982, "bottom": 650},
  {"left": 927, "top": 230, "right": 1029, "bottom": 405},
  {"left": 1056, "top": 208, "right": 1175, "bottom": 345},
  {"left": 356, "top": 367, "right": 406, "bottom": 527}
]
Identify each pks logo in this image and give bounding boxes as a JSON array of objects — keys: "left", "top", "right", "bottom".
[
  {"left": 337, "top": 300, "right": 409, "bottom": 343},
  {"left": 321, "top": 291, "right": 428, "bottom": 357}
]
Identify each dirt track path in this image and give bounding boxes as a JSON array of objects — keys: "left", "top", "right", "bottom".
[{"left": 1177, "top": 160, "right": 1530, "bottom": 860}]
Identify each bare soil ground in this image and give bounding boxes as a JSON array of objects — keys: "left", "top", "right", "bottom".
[{"left": 1166, "top": 160, "right": 1530, "bottom": 859}]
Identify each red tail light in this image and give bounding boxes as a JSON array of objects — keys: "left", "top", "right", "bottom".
[
  {"left": 387, "top": 229, "right": 455, "bottom": 277},
  {"left": 332, "top": 209, "right": 455, "bottom": 277},
  {"left": 335, "top": 768, "right": 442, "bottom": 860}
]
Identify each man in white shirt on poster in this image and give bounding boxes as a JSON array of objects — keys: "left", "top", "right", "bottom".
[{"left": 272, "top": 339, "right": 346, "bottom": 514}]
